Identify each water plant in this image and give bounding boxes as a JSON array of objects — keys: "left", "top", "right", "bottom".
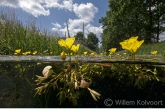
[
  {"left": 119, "top": 36, "right": 144, "bottom": 61},
  {"left": 151, "top": 51, "right": 157, "bottom": 55},
  {"left": 109, "top": 48, "right": 117, "bottom": 55},
  {"left": 35, "top": 24, "right": 101, "bottom": 106}
]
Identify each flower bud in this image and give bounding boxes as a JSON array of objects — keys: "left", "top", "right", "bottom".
[{"left": 60, "top": 51, "right": 66, "bottom": 60}]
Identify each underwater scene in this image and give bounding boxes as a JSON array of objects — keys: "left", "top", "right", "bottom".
[{"left": 0, "top": 55, "right": 165, "bottom": 108}]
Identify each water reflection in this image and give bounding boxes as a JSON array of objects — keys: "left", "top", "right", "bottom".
[{"left": 0, "top": 55, "right": 165, "bottom": 65}]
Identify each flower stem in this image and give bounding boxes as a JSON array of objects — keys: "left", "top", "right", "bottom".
[
  {"left": 131, "top": 53, "right": 135, "bottom": 70},
  {"left": 131, "top": 53, "right": 135, "bottom": 62}
]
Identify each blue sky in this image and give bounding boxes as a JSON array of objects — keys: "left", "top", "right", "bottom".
[{"left": 0, "top": 0, "right": 109, "bottom": 40}]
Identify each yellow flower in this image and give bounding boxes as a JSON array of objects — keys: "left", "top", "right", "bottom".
[
  {"left": 100, "top": 53, "right": 103, "bottom": 56},
  {"left": 14, "top": 53, "right": 18, "bottom": 55},
  {"left": 84, "top": 51, "right": 88, "bottom": 55},
  {"left": 120, "top": 36, "right": 144, "bottom": 53},
  {"left": 22, "top": 51, "right": 31, "bottom": 55},
  {"left": 58, "top": 37, "right": 75, "bottom": 49},
  {"left": 109, "top": 48, "right": 117, "bottom": 54},
  {"left": 60, "top": 51, "right": 66, "bottom": 60},
  {"left": 15, "top": 49, "right": 21, "bottom": 53},
  {"left": 71, "top": 44, "right": 80, "bottom": 53},
  {"left": 90, "top": 52, "right": 95, "bottom": 56},
  {"left": 151, "top": 51, "right": 157, "bottom": 55},
  {"left": 33, "top": 51, "right": 37, "bottom": 55},
  {"left": 26, "top": 51, "right": 31, "bottom": 55},
  {"left": 22, "top": 52, "right": 27, "bottom": 55},
  {"left": 123, "top": 53, "right": 126, "bottom": 55}
]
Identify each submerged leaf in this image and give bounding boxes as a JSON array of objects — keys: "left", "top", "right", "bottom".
[
  {"left": 88, "top": 87, "right": 101, "bottom": 101},
  {"left": 87, "top": 88, "right": 101, "bottom": 96},
  {"left": 90, "top": 92, "right": 97, "bottom": 101},
  {"left": 57, "top": 91, "right": 66, "bottom": 105}
]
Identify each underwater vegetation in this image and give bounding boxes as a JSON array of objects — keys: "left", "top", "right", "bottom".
[{"left": 33, "top": 36, "right": 165, "bottom": 107}]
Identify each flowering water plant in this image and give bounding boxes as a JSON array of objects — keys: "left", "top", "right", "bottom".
[
  {"left": 151, "top": 51, "right": 157, "bottom": 55},
  {"left": 33, "top": 21, "right": 161, "bottom": 107},
  {"left": 109, "top": 48, "right": 117, "bottom": 55},
  {"left": 120, "top": 36, "right": 144, "bottom": 61},
  {"left": 35, "top": 36, "right": 101, "bottom": 106}
]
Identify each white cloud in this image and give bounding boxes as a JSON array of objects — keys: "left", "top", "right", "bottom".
[
  {"left": 85, "top": 24, "right": 103, "bottom": 37},
  {"left": 52, "top": 19, "right": 103, "bottom": 38},
  {"left": 73, "top": 3, "right": 98, "bottom": 21},
  {"left": 18, "top": 0, "right": 50, "bottom": 17},
  {"left": 0, "top": 0, "right": 19, "bottom": 8},
  {"left": 52, "top": 22, "right": 61, "bottom": 31},
  {"left": 0, "top": 0, "right": 73, "bottom": 17},
  {"left": 51, "top": 2, "right": 102, "bottom": 39},
  {"left": 0, "top": 0, "right": 103, "bottom": 40},
  {"left": 43, "top": 0, "right": 73, "bottom": 11}
]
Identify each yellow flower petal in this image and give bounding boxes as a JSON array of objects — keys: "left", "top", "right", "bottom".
[
  {"left": 58, "top": 37, "right": 75, "bottom": 49},
  {"left": 22, "top": 52, "right": 27, "bottom": 55},
  {"left": 84, "top": 51, "right": 87, "bottom": 55},
  {"left": 120, "top": 36, "right": 144, "bottom": 53},
  {"left": 151, "top": 51, "right": 157, "bottom": 55},
  {"left": 66, "top": 37, "right": 75, "bottom": 49},
  {"left": 33, "top": 51, "right": 37, "bottom": 55},
  {"left": 15, "top": 49, "right": 21, "bottom": 53},
  {"left": 90, "top": 53, "right": 95, "bottom": 56},
  {"left": 109, "top": 48, "right": 117, "bottom": 54},
  {"left": 71, "top": 44, "right": 80, "bottom": 53},
  {"left": 58, "top": 39, "right": 66, "bottom": 47}
]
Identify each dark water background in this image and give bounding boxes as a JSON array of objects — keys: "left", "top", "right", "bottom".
[{"left": 0, "top": 61, "right": 165, "bottom": 108}]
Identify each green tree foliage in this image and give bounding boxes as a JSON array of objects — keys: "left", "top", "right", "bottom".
[
  {"left": 99, "top": 0, "right": 165, "bottom": 51},
  {"left": 85, "top": 32, "right": 99, "bottom": 51},
  {"left": 75, "top": 31, "right": 84, "bottom": 42}
]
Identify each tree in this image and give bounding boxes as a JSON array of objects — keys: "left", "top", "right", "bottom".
[
  {"left": 85, "top": 32, "right": 99, "bottom": 51},
  {"left": 75, "top": 31, "right": 84, "bottom": 42},
  {"left": 99, "top": 0, "right": 165, "bottom": 51},
  {"left": 152, "top": 0, "right": 165, "bottom": 42}
]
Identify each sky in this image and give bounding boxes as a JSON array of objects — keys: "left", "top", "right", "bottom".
[{"left": 0, "top": 0, "right": 109, "bottom": 41}]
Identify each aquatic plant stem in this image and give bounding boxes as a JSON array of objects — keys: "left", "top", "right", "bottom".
[
  {"left": 132, "top": 53, "right": 135, "bottom": 70},
  {"left": 45, "top": 89, "right": 51, "bottom": 108},
  {"left": 131, "top": 53, "right": 135, "bottom": 62}
]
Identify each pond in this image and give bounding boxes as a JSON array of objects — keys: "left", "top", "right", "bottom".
[
  {"left": 0, "top": 55, "right": 165, "bottom": 64},
  {"left": 0, "top": 55, "right": 165, "bottom": 108}
]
